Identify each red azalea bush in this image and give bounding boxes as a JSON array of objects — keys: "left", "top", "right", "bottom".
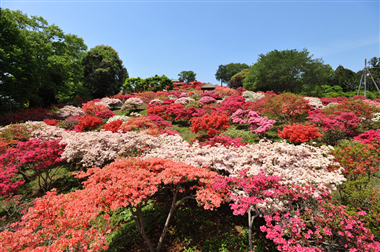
[
  {"left": 77, "top": 114, "right": 103, "bottom": 131},
  {"left": 324, "top": 97, "right": 379, "bottom": 124},
  {"left": 194, "top": 134, "right": 247, "bottom": 148},
  {"left": 201, "top": 92, "right": 221, "bottom": 99},
  {"left": 320, "top": 96, "right": 348, "bottom": 105},
  {"left": 308, "top": 110, "right": 361, "bottom": 145},
  {"left": 278, "top": 123, "right": 324, "bottom": 143},
  {"left": 0, "top": 107, "right": 53, "bottom": 126},
  {"left": 190, "top": 113, "right": 229, "bottom": 137},
  {"left": 102, "top": 119, "right": 123, "bottom": 133},
  {"left": 218, "top": 95, "right": 246, "bottom": 115},
  {"left": 43, "top": 119, "right": 58, "bottom": 126},
  {"left": 261, "top": 201, "right": 380, "bottom": 251},
  {"left": 0, "top": 138, "right": 66, "bottom": 195},
  {"left": 82, "top": 101, "right": 113, "bottom": 117},
  {"left": 94, "top": 109, "right": 116, "bottom": 119},
  {"left": 147, "top": 105, "right": 166, "bottom": 119},
  {"left": 0, "top": 138, "right": 8, "bottom": 155},
  {"left": 0, "top": 158, "right": 223, "bottom": 252},
  {"left": 254, "top": 93, "right": 313, "bottom": 124},
  {"left": 353, "top": 130, "right": 380, "bottom": 144}
]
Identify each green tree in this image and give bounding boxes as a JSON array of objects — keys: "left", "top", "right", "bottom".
[
  {"left": 178, "top": 70, "right": 196, "bottom": 84},
  {"left": 82, "top": 45, "right": 128, "bottom": 98},
  {"left": 243, "top": 48, "right": 333, "bottom": 95},
  {"left": 0, "top": 9, "right": 37, "bottom": 113},
  {"left": 229, "top": 69, "right": 250, "bottom": 89},
  {"left": 215, "top": 63, "right": 249, "bottom": 86},
  {"left": 123, "top": 75, "right": 173, "bottom": 93},
  {"left": 329, "top": 65, "right": 358, "bottom": 92},
  {"left": 2, "top": 8, "right": 88, "bottom": 107}
]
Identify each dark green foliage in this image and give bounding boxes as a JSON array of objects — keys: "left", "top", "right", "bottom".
[
  {"left": 178, "top": 70, "right": 196, "bottom": 84},
  {"left": 82, "top": 45, "right": 128, "bottom": 98},
  {"left": 215, "top": 63, "right": 249, "bottom": 86},
  {"left": 243, "top": 48, "right": 333, "bottom": 95},
  {"left": 1, "top": 9, "right": 88, "bottom": 108},
  {"left": 123, "top": 75, "right": 173, "bottom": 93},
  {"left": 329, "top": 65, "right": 359, "bottom": 92}
]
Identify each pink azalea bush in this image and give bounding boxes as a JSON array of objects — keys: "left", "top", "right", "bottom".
[{"left": 231, "top": 109, "right": 276, "bottom": 135}]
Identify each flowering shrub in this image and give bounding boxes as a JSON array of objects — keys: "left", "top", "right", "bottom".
[
  {"left": 231, "top": 109, "right": 276, "bottom": 135},
  {"left": 372, "top": 112, "right": 380, "bottom": 122},
  {"left": 184, "top": 101, "right": 203, "bottom": 109},
  {"left": 59, "top": 131, "right": 161, "bottom": 167},
  {"left": 120, "top": 116, "right": 161, "bottom": 136},
  {"left": 331, "top": 98, "right": 379, "bottom": 124},
  {"left": 149, "top": 99, "right": 164, "bottom": 105},
  {"left": 242, "top": 91, "right": 265, "bottom": 102},
  {"left": 278, "top": 123, "right": 323, "bottom": 143},
  {"left": 199, "top": 96, "right": 217, "bottom": 104},
  {"left": 94, "top": 109, "right": 116, "bottom": 119},
  {"left": 58, "top": 116, "right": 79, "bottom": 130},
  {"left": 308, "top": 110, "right": 361, "bottom": 145},
  {"left": 106, "top": 115, "right": 129, "bottom": 123},
  {"left": 194, "top": 134, "right": 247, "bottom": 148},
  {"left": 0, "top": 138, "right": 66, "bottom": 195},
  {"left": 0, "top": 158, "right": 223, "bottom": 252},
  {"left": 0, "top": 123, "right": 41, "bottom": 145},
  {"left": 261, "top": 200, "right": 380, "bottom": 251},
  {"left": 143, "top": 135, "right": 345, "bottom": 190},
  {"left": 201, "top": 92, "right": 221, "bottom": 99},
  {"left": 43, "top": 119, "right": 58, "bottom": 126},
  {"left": 190, "top": 113, "right": 229, "bottom": 137},
  {"left": 0, "top": 107, "right": 53, "bottom": 126},
  {"left": 121, "top": 97, "right": 144, "bottom": 113},
  {"left": 147, "top": 105, "right": 167, "bottom": 119},
  {"left": 215, "top": 86, "right": 239, "bottom": 97},
  {"left": 320, "top": 96, "right": 348, "bottom": 105},
  {"left": 82, "top": 101, "right": 111, "bottom": 116},
  {"left": 0, "top": 138, "right": 8, "bottom": 155},
  {"left": 213, "top": 169, "right": 331, "bottom": 251},
  {"left": 77, "top": 114, "right": 103, "bottom": 131},
  {"left": 304, "top": 96, "right": 324, "bottom": 110},
  {"left": 102, "top": 119, "right": 123, "bottom": 133},
  {"left": 56, "top": 105, "right": 85, "bottom": 119},
  {"left": 174, "top": 97, "right": 195, "bottom": 105},
  {"left": 353, "top": 130, "right": 380, "bottom": 144},
  {"left": 179, "top": 93, "right": 188, "bottom": 98},
  {"left": 218, "top": 95, "right": 246, "bottom": 115},
  {"left": 99, "top": 97, "right": 123, "bottom": 108}
]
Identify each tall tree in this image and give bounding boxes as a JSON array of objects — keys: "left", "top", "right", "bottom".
[
  {"left": 2, "top": 8, "right": 88, "bottom": 107},
  {"left": 82, "top": 45, "right": 128, "bottom": 98},
  {"left": 178, "top": 70, "right": 196, "bottom": 84},
  {"left": 0, "top": 9, "right": 37, "bottom": 113},
  {"left": 215, "top": 63, "right": 249, "bottom": 86},
  {"left": 329, "top": 65, "right": 358, "bottom": 92},
  {"left": 1, "top": 8, "right": 88, "bottom": 107},
  {"left": 243, "top": 49, "right": 333, "bottom": 95}
]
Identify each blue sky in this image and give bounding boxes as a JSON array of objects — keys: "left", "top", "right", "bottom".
[{"left": 2, "top": 0, "right": 379, "bottom": 84}]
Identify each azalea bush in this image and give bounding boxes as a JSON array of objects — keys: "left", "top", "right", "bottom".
[
  {"left": 56, "top": 105, "right": 85, "bottom": 119},
  {"left": 278, "top": 122, "right": 323, "bottom": 143},
  {"left": 77, "top": 114, "right": 103, "bottom": 131},
  {"left": 261, "top": 200, "right": 380, "bottom": 251},
  {"left": 190, "top": 113, "right": 229, "bottom": 137},
  {"left": 231, "top": 109, "right": 276, "bottom": 135},
  {"left": 0, "top": 138, "right": 66, "bottom": 195},
  {"left": 0, "top": 158, "right": 224, "bottom": 252}
]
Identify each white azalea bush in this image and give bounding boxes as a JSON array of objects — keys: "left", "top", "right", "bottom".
[{"left": 242, "top": 91, "right": 265, "bottom": 102}]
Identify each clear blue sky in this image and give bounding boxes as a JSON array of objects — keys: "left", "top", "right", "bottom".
[{"left": 2, "top": 0, "right": 379, "bottom": 84}]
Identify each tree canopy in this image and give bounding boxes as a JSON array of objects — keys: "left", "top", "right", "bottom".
[
  {"left": 215, "top": 63, "right": 249, "bottom": 87},
  {"left": 123, "top": 75, "right": 173, "bottom": 93},
  {"left": 178, "top": 71, "right": 196, "bottom": 84},
  {"left": 243, "top": 49, "right": 333, "bottom": 95},
  {"left": 82, "top": 45, "right": 128, "bottom": 98},
  {"left": 1, "top": 8, "right": 88, "bottom": 108},
  {"left": 329, "top": 65, "right": 358, "bottom": 92}
]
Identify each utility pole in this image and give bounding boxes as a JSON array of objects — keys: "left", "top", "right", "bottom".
[{"left": 357, "top": 59, "right": 380, "bottom": 98}]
